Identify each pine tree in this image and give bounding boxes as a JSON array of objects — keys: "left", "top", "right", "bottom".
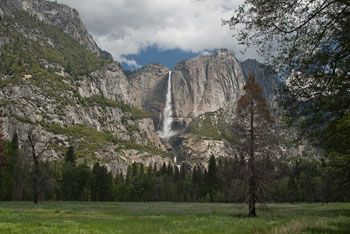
[
  {"left": 0, "top": 122, "right": 7, "bottom": 174},
  {"left": 119, "top": 171, "right": 124, "bottom": 184},
  {"left": 147, "top": 162, "right": 152, "bottom": 177},
  {"left": 235, "top": 73, "right": 276, "bottom": 217},
  {"left": 140, "top": 163, "right": 144, "bottom": 177},
  {"left": 132, "top": 162, "right": 138, "bottom": 178},
  {"left": 167, "top": 163, "right": 173, "bottom": 177},
  {"left": 65, "top": 146, "right": 76, "bottom": 165},
  {"left": 207, "top": 155, "right": 217, "bottom": 202},
  {"left": 9, "top": 133, "right": 20, "bottom": 200},
  {"left": 0, "top": 122, "right": 8, "bottom": 200},
  {"left": 161, "top": 162, "right": 167, "bottom": 175},
  {"left": 180, "top": 164, "right": 186, "bottom": 180}
]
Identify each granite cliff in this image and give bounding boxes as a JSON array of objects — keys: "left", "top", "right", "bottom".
[
  {"left": 129, "top": 50, "right": 284, "bottom": 167},
  {"left": 0, "top": 0, "right": 314, "bottom": 173}
]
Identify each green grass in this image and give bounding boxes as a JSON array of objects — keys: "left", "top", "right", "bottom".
[{"left": 0, "top": 202, "right": 349, "bottom": 233}]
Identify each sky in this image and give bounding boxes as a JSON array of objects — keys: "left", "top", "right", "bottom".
[{"left": 54, "top": 0, "right": 259, "bottom": 70}]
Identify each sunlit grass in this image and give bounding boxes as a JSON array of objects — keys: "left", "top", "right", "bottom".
[{"left": 0, "top": 202, "right": 349, "bottom": 233}]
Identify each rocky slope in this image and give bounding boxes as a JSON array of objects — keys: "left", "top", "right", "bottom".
[
  {"left": 0, "top": 0, "right": 169, "bottom": 174},
  {"left": 0, "top": 0, "right": 316, "bottom": 173},
  {"left": 3, "top": 0, "right": 112, "bottom": 60}
]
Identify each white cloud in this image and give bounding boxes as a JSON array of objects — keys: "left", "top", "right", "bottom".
[{"left": 55, "top": 0, "right": 257, "bottom": 66}]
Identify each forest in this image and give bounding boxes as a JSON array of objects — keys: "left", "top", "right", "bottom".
[{"left": 0, "top": 131, "right": 349, "bottom": 204}]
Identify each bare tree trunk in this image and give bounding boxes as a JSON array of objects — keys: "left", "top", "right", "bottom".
[
  {"left": 27, "top": 131, "right": 50, "bottom": 204},
  {"left": 248, "top": 94, "right": 256, "bottom": 217},
  {"left": 248, "top": 156, "right": 256, "bottom": 217},
  {"left": 33, "top": 160, "right": 39, "bottom": 204}
]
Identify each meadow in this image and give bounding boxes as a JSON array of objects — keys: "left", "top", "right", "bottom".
[{"left": 0, "top": 202, "right": 349, "bottom": 233}]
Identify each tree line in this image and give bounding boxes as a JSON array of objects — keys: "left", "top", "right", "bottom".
[{"left": 0, "top": 133, "right": 348, "bottom": 203}]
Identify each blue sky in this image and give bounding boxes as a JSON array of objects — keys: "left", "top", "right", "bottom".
[
  {"left": 123, "top": 46, "right": 215, "bottom": 70},
  {"left": 55, "top": 0, "right": 257, "bottom": 70}
]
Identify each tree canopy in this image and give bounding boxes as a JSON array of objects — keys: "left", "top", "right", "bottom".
[{"left": 224, "top": 0, "right": 350, "bottom": 134}]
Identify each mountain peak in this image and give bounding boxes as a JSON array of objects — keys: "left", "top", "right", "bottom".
[{"left": 3, "top": 0, "right": 112, "bottom": 60}]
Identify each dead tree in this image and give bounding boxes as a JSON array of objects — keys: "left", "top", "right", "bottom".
[{"left": 27, "top": 130, "right": 51, "bottom": 204}]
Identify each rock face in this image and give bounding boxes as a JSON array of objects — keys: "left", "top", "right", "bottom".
[
  {"left": 126, "top": 64, "right": 170, "bottom": 129},
  {"left": 129, "top": 50, "right": 282, "bottom": 133},
  {"left": 77, "top": 63, "right": 131, "bottom": 104},
  {"left": 172, "top": 50, "right": 245, "bottom": 121},
  {"left": 4, "top": 0, "right": 112, "bottom": 60},
  {"left": 0, "top": 0, "right": 315, "bottom": 173}
]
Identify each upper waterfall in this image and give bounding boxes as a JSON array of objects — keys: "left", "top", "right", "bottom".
[{"left": 159, "top": 71, "right": 176, "bottom": 138}]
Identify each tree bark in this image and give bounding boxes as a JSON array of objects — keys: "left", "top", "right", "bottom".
[
  {"left": 33, "top": 160, "right": 39, "bottom": 204},
  {"left": 27, "top": 132, "right": 50, "bottom": 204},
  {"left": 248, "top": 92, "right": 256, "bottom": 217}
]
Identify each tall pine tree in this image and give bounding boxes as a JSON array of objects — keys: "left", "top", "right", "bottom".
[{"left": 235, "top": 73, "right": 276, "bottom": 217}]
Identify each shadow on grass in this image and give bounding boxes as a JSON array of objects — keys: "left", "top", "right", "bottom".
[
  {"left": 229, "top": 213, "right": 250, "bottom": 218},
  {"left": 307, "top": 221, "right": 350, "bottom": 234}
]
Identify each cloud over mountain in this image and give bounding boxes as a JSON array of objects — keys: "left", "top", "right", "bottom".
[{"left": 56, "top": 0, "right": 257, "bottom": 67}]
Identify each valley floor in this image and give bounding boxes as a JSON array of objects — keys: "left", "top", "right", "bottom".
[{"left": 0, "top": 202, "right": 349, "bottom": 233}]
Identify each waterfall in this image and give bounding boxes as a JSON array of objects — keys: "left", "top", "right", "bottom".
[{"left": 159, "top": 71, "right": 176, "bottom": 138}]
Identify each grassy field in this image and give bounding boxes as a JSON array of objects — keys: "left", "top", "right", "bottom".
[{"left": 0, "top": 202, "right": 349, "bottom": 233}]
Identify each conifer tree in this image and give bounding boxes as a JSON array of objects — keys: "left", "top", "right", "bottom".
[
  {"left": 0, "top": 122, "right": 8, "bottom": 200},
  {"left": 65, "top": 145, "right": 76, "bottom": 165},
  {"left": 161, "top": 162, "right": 167, "bottom": 175},
  {"left": 0, "top": 122, "right": 7, "bottom": 174},
  {"left": 147, "top": 162, "right": 152, "bottom": 177},
  {"left": 132, "top": 162, "right": 138, "bottom": 178},
  {"left": 207, "top": 155, "right": 218, "bottom": 202},
  {"left": 167, "top": 163, "right": 173, "bottom": 177},
  {"left": 235, "top": 73, "right": 276, "bottom": 217},
  {"left": 140, "top": 163, "right": 144, "bottom": 177}
]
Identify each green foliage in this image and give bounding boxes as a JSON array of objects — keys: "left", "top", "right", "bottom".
[
  {"left": 40, "top": 122, "right": 165, "bottom": 159},
  {"left": 127, "top": 106, "right": 152, "bottom": 120},
  {"left": 0, "top": 9, "right": 112, "bottom": 108},
  {"left": 224, "top": 0, "right": 350, "bottom": 144},
  {"left": 90, "top": 163, "right": 113, "bottom": 201},
  {"left": 81, "top": 95, "right": 151, "bottom": 120},
  {"left": 40, "top": 122, "right": 115, "bottom": 159},
  {"left": 3, "top": 10, "right": 110, "bottom": 77},
  {"left": 188, "top": 109, "right": 230, "bottom": 140},
  {"left": 0, "top": 125, "right": 10, "bottom": 201},
  {"left": 323, "top": 112, "right": 350, "bottom": 201},
  {"left": 59, "top": 163, "right": 91, "bottom": 201},
  {"left": 207, "top": 155, "right": 218, "bottom": 202},
  {"left": 118, "top": 140, "right": 166, "bottom": 157},
  {"left": 65, "top": 146, "right": 76, "bottom": 165},
  {"left": 12, "top": 115, "right": 34, "bottom": 124}
]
